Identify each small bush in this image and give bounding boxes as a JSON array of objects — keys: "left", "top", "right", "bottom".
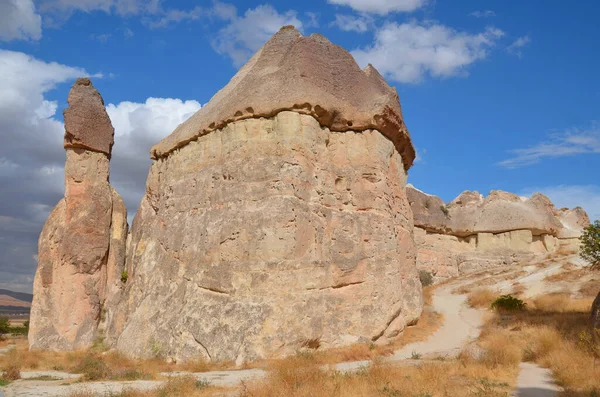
[
  {"left": 491, "top": 295, "right": 526, "bottom": 312},
  {"left": 2, "top": 362, "right": 21, "bottom": 381},
  {"left": 0, "top": 317, "right": 9, "bottom": 336},
  {"left": 580, "top": 220, "right": 600, "bottom": 269},
  {"left": 74, "top": 355, "right": 112, "bottom": 381},
  {"left": 440, "top": 205, "right": 450, "bottom": 218},
  {"left": 418, "top": 270, "right": 434, "bottom": 287},
  {"left": 121, "top": 270, "right": 129, "bottom": 283}
]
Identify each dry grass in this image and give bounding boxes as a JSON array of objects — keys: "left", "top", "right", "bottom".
[
  {"left": 67, "top": 376, "right": 227, "bottom": 397},
  {"left": 467, "top": 288, "right": 497, "bottom": 309},
  {"left": 530, "top": 294, "right": 595, "bottom": 313},
  {"left": 0, "top": 339, "right": 233, "bottom": 381},
  {"left": 240, "top": 339, "right": 518, "bottom": 397},
  {"left": 488, "top": 294, "right": 600, "bottom": 395},
  {"left": 579, "top": 279, "right": 600, "bottom": 298}
]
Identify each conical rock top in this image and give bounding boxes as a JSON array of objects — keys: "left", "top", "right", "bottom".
[
  {"left": 151, "top": 26, "right": 415, "bottom": 170},
  {"left": 63, "top": 77, "right": 115, "bottom": 156}
]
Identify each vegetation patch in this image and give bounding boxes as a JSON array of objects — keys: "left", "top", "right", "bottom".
[{"left": 491, "top": 295, "right": 526, "bottom": 312}]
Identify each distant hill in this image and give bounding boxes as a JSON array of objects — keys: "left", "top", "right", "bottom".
[
  {"left": 0, "top": 289, "right": 33, "bottom": 303},
  {"left": 0, "top": 289, "right": 32, "bottom": 316}
]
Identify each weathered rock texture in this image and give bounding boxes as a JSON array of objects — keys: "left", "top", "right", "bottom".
[
  {"left": 408, "top": 185, "right": 590, "bottom": 283},
  {"left": 107, "top": 28, "right": 422, "bottom": 363},
  {"left": 29, "top": 78, "right": 127, "bottom": 350},
  {"left": 150, "top": 26, "right": 415, "bottom": 170}
]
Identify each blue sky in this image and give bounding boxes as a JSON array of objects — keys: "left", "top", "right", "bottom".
[{"left": 0, "top": 0, "right": 599, "bottom": 292}]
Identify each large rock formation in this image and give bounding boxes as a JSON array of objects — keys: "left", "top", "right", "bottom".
[
  {"left": 105, "top": 27, "right": 422, "bottom": 363},
  {"left": 29, "top": 78, "right": 127, "bottom": 350},
  {"left": 408, "top": 185, "right": 590, "bottom": 282}
]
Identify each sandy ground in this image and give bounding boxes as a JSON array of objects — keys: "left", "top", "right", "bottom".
[{"left": 512, "top": 362, "right": 562, "bottom": 397}]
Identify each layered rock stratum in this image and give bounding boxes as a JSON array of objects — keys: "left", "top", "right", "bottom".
[
  {"left": 407, "top": 185, "right": 590, "bottom": 282},
  {"left": 29, "top": 78, "right": 127, "bottom": 350}
]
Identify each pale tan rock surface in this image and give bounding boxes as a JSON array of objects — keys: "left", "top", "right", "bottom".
[
  {"left": 29, "top": 79, "right": 127, "bottom": 351},
  {"left": 150, "top": 26, "right": 415, "bottom": 170},
  {"left": 114, "top": 111, "right": 422, "bottom": 363},
  {"left": 409, "top": 188, "right": 590, "bottom": 282}
]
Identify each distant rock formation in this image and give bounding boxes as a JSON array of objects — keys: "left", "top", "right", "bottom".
[
  {"left": 407, "top": 185, "right": 590, "bottom": 282},
  {"left": 29, "top": 78, "right": 127, "bottom": 350}
]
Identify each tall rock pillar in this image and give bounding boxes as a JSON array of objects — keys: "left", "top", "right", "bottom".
[{"left": 29, "top": 78, "right": 127, "bottom": 351}]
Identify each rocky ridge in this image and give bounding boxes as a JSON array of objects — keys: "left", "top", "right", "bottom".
[{"left": 407, "top": 185, "right": 590, "bottom": 282}]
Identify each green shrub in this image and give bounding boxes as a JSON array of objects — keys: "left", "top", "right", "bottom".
[
  {"left": 491, "top": 295, "right": 526, "bottom": 311},
  {"left": 418, "top": 270, "right": 434, "bottom": 287},
  {"left": 0, "top": 317, "right": 9, "bottom": 335},
  {"left": 440, "top": 205, "right": 450, "bottom": 218},
  {"left": 580, "top": 220, "right": 600, "bottom": 269},
  {"left": 120, "top": 270, "right": 128, "bottom": 283}
]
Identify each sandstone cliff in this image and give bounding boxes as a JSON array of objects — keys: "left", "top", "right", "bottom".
[
  {"left": 107, "top": 27, "right": 423, "bottom": 363},
  {"left": 29, "top": 78, "right": 127, "bottom": 350},
  {"left": 407, "top": 185, "right": 590, "bottom": 282}
]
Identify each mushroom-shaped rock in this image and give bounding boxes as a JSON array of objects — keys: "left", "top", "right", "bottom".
[
  {"left": 113, "top": 28, "right": 422, "bottom": 363},
  {"left": 29, "top": 79, "right": 127, "bottom": 351},
  {"left": 151, "top": 26, "right": 415, "bottom": 170}
]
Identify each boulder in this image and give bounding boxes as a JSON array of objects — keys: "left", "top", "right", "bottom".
[
  {"left": 29, "top": 79, "right": 126, "bottom": 351},
  {"left": 113, "top": 29, "right": 422, "bottom": 363}
]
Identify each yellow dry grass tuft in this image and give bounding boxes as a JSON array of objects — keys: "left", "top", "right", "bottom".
[
  {"left": 67, "top": 376, "right": 227, "bottom": 396},
  {"left": 467, "top": 288, "right": 497, "bottom": 309}
]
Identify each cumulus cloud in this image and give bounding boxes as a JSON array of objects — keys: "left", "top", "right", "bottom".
[
  {"left": 0, "top": 49, "right": 201, "bottom": 292},
  {"left": 212, "top": 4, "right": 303, "bottom": 67},
  {"left": 330, "top": 14, "right": 372, "bottom": 33},
  {"left": 0, "top": 0, "right": 42, "bottom": 41},
  {"left": 107, "top": 98, "right": 201, "bottom": 218},
  {"left": 327, "top": 0, "right": 426, "bottom": 15},
  {"left": 351, "top": 22, "right": 504, "bottom": 83},
  {"left": 498, "top": 126, "right": 600, "bottom": 168},
  {"left": 507, "top": 35, "right": 531, "bottom": 57},
  {"left": 519, "top": 185, "right": 600, "bottom": 221},
  {"left": 469, "top": 10, "right": 496, "bottom": 18},
  {"left": 0, "top": 50, "right": 88, "bottom": 292}
]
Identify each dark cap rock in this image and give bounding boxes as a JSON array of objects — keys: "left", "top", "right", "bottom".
[{"left": 63, "top": 78, "right": 114, "bottom": 156}]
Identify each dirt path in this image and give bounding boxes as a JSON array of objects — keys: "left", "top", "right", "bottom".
[
  {"left": 512, "top": 363, "right": 562, "bottom": 397},
  {"left": 334, "top": 281, "right": 484, "bottom": 372}
]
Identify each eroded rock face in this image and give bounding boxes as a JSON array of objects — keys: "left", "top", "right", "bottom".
[
  {"left": 407, "top": 186, "right": 590, "bottom": 282},
  {"left": 114, "top": 111, "right": 422, "bottom": 363},
  {"left": 29, "top": 79, "right": 126, "bottom": 351}
]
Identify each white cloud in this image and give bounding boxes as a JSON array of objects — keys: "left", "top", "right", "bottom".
[
  {"left": 0, "top": 49, "right": 202, "bottom": 292},
  {"left": 498, "top": 126, "right": 600, "bottom": 168},
  {"left": 0, "top": 50, "right": 91, "bottom": 291},
  {"left": 519, "top": 185, "right": 600, "bottom": 221},
  {"left": 212, "top": 4, "right": 303, "bottom": 67},
  {"left": 351, "top": 22, "right": 504, "bottom": 83},
  {"left": 106, "top": 98, "right": 201, "bottom": 218},
  {"left": 0, "top": 0, "right": 42, "bottom": 41},
  {"left": 38, "top": 0, "right": 157, "bottom": 16},
  {"left": 330, "top": 14, "right": 372, "bottom": 33},
  {"left": 327, "top": 0, "right": 427, "bottom": 15},
  {"left": 469, "top": 10, "right": 496, "bottom": 18},
  {"left": 507, "top": 35, "right": 531, "bottom": 57}
]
